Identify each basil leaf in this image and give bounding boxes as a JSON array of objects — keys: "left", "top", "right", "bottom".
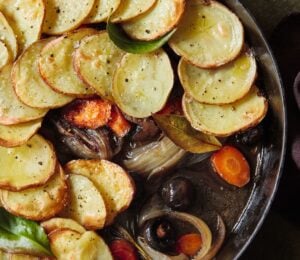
[
  {"left": 153, "top": 114, "right": 222, "bottom": 153},
  {"left": 0, "top": 208, "right": 53, "bottom": 256},
  {"left": 107, "top": 22, "right": 176, "bottom": 54}
]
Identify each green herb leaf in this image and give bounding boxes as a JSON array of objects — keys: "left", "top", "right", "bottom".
[
  {"left": 153, "top": 114, "right": 222, "bottom": 153},
  {"left": 0, "top": 208, "right": 53, "bottom": 256},
  {"left": 107, "top": 22, "right": 176, "bottom": 54}
]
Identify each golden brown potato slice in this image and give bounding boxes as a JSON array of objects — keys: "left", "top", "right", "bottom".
[
  {"left": 0, "top": 0, "right": 45, "bottom": 54},
  {"left": 39, "top": 29, "right": 97, "bottom": 97},
  {"left": 169, "top": 0, "right": 244, "bottom": 68},
  {"left": 111, "top": 0, "right": 156, "bottom": 23},
  {"left": 64, "top": 159, "right": 135, "bottom": 225},
  {"left": 183, "top": 86, "right": 268, "bottom": 137},
  {"left": 112, "top": 49, "right": 174, "bottom": 118},
  {"left": 1, "top": 165, "right": 68, "bottom": 221},
  {"left": 178, "top": 51, "right": 257, "bottom": 104},
  {"left": 12, "top": 39, "right": 73, "bottom": 109},
  {"left": 0, "top": 41, "right": 10, "bottom": 69},
  {"left": 0, "top": 134, "right": 56, "bottom": 191},
  {"left": 43, "top": 0, "right": 95, "bottom": 35},
  {"left": 0, "top": 64, "right": 48, "bottom": 125},
  {"left": 49, "top": 229, "right": 81, "bottom": 260},
  {"left": 60, "top": 174, "right": 106, "bottom": 230},
  {"left": 41, "top": 218, "right": 86, "bottom": 234},
  {"left": 74, "top": 32, "right": 124, "bottom": 101},
  {"left": 0, "top": 12, "right": 17, "bottom": 60},
  {"left": 74, "top": 231, "right": 113, "bottom": 260},
  {"left": 122, "top": 0, "right": 185, "bottom": 41},
  {"left": 0, "top": 119, "right": 42, "bottom": 148},
  {"left": 49, "top": 229, "right": 112, "bottom": 260},
  {"left": 85, "top": 0, "right": 121, "bottom": 23}
]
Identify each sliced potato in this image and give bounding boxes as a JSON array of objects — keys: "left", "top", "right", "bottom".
[
  {"left": 0, "top": 251, "right": 41, "bottom": 260},
  {"left": 49, "top": 229, "right": 112, "bottom": 260},
  {"left": 64, "top": 159, "right": 134, "bottom": 225},
  {"left": 75, "top": 231, "right": 113, "bottom": 260},
  {"left": 39, "top": 29, "right": 97, "bottom": 97},
  {"left": 0, "top": 41, "right": 10, "bottom": 69},
  {"left": 85, "top": 0, "right": 121, "bottom": 23},
  {"left": 169, "top": 0, "right": 244, "bottom": 68},
  {"left": 41, "top": 218, "right": 86, "bottom": 234},
  {"left": 43, "top": 0, "right": 95, "bottom": 35},
  {"left": 0, "top": 0, "right": 45, "bottom": 54},
  {"left": 1, "top": 165, "right": 68, "bottom": 221},
  {"left": 74, "top": 32, "right": 124, "bottom": 101},
  {"left": 178, "top": 51, "right": 257, "bottom": 104},
  {"left": 0, "top": 12, "right": 17, "bottom": 60},
  {"left": 0, "top": 64, "right": 47, "bottom": 125},
  {"left": 183, "top": 86, "right": 268, "bottom": 137},
  {"left": 0, "top": 134, "right": 56, "bottom": 191},
  {"left": 0, "top": 119, "right": 42, "bottom": 148},
  {"left": 60, "top": 174, "right": 106, "bottom": 230},
  {"left": 49, "top": 229, "right": 82, "bottom": 260},
  {"left": 122, "top": 0, "right": 185, "bottom": 41},
  {"left": 112, "top": 49, "right": 173, "bottom": 118},
  {"left": 111, "top": 0, "right": 156, "bottom": 23},
  {"left": 12, "top": 39, "right": 73, "bottom": 109}
]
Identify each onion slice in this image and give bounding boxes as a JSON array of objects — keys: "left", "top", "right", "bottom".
[
  {"left": 123, "top": 136, "right": 187, "bottom": 177},
  {"left": 138, "top": 237, "right": 188, "bottom": 260},
  {"left": 197, "top": 215, "right": 226, "bottom": 260}
]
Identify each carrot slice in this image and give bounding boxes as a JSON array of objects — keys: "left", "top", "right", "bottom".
[
  {"left": 109, "top": 239, "right": 138, "bottom": 260},
  {"left": 107, "top": 106, "right": 131, "bottom": 137},
  {"left": 211, "top": 146, "right": 250, "bottom": 187},
  {"left": 63, "top": 98, "right": 112, "bottom": 129},
  {"left": 176, "top": 233, "right": 202, "bottom": 257}
]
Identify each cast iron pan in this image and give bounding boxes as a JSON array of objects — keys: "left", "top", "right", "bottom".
[{"left": 215, "top": 0, "right": 287, "bottom": 258}]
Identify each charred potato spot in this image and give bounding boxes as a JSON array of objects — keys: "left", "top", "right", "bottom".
[{"left": 63, "top": 98, "right": 112, "bottom": 129}]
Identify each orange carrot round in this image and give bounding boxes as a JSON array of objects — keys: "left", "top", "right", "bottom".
[
  {"left": 211, "top": 145, "right": 250, "bottom": 187},
  {"left": 176, "top": 233, "right": 203, "bottom": 257}
]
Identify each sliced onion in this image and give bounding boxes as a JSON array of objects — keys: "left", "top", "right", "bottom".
[
  {"left": 138, "top": 237, "right": 189, "bottom": 260},
  {"left": 197, "top": 215, "right": 226, "bottom": 260},
  {"left": 123, "top": 136, "right": 187, "bottom": 177},
  {"left": 167, "top": 212, "right": 212, "bottom": 259}
]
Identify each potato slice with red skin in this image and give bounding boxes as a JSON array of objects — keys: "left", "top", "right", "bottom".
[
  {"left": 0, "top": 165, "right": 68, "bottom": 221},
  {"left": 64, "top": 159, "right": 135, "bottom": 225},
  {"left": 0, "top": 134, "right": 56, "bottom": 191},
  {"left": 122, "top": 0, "right": 185, "bottom": 41},
  {"left": 59, "top": 174, "right": 107, "bottom": 230}
]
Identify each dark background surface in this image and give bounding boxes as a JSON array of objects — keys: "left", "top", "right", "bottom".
[{"left": 238, "top": 1, "right": 300, "bottom": 259}]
